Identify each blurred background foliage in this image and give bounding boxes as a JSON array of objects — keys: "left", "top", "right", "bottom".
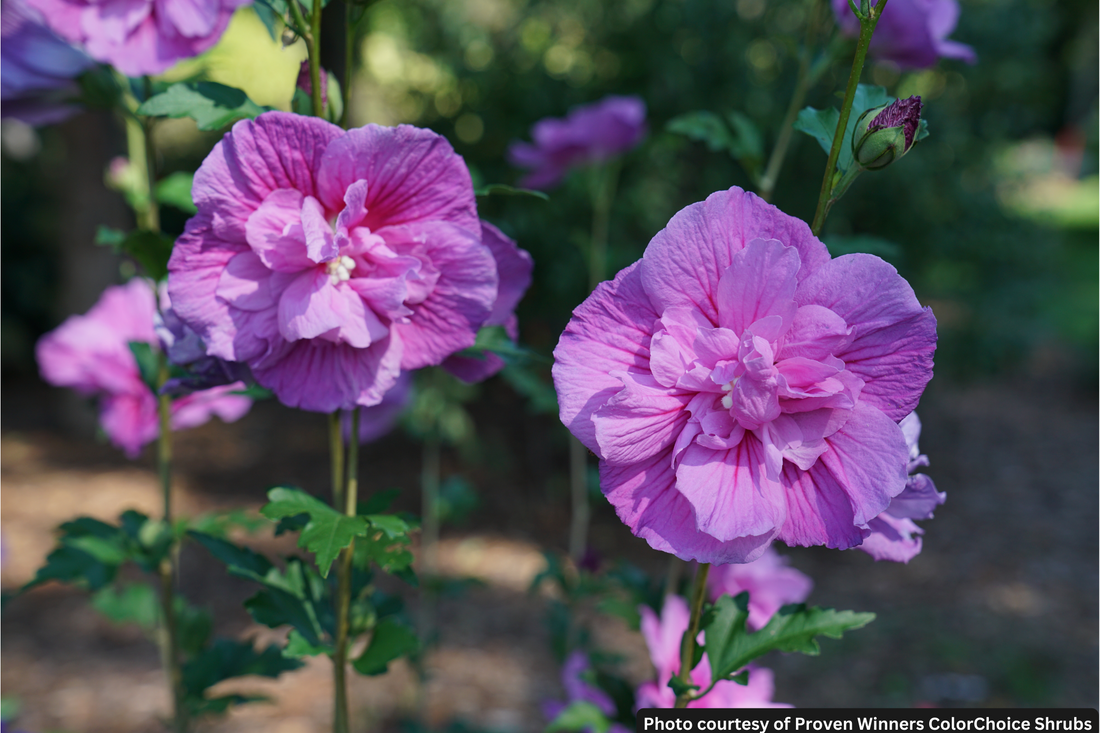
[{"left": 2, "top": 0, "right": 1097, "bottom": 385}]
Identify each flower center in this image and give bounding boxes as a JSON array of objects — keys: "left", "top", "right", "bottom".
[{"left": 326, "top": 255, "right": 356, "bottom": 284}]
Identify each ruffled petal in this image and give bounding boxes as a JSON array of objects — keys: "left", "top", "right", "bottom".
[
  {"left": 592, "top": 372, "right": 691, "bottom": 464},
  {"left": 553, "top": 262, "right": 659, "bottom": 456},
  {"left": 674, "top": 438, "right": 786, "bottom": 542},
  {"left": 858, "top": 514, "right": 923, "bottom": 562},
  {"left": 640, "top": 187, "right": 830, "bottom": 324},
  {"left": 795, "top": 253, "right": 936, "bottom": 421}
]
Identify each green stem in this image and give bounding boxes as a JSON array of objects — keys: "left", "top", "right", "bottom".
[
  {"left": 673, "top": 562, "right": 711, "bottom": 709},
  {"left": 156, "top": 353, "right": 187, "bottom": 733},
  {"left": 309, "top": 0, "right": 324, "bottom": 118},
  {"left": 328, "top": 410, "right": 350, "bottom": 733},
  {"left": 810, "top": 0, "right": 888, "bottom": 236},
  {"left": 341, "top": 0, "right": 354, "bottom": 129},
  {"left": 286, "top": 0, "right": 310, "bottom": 42},
  {"left": 567, "top": 437, "right": 589, "bottom": 563},
  {"left": 758, "top": 0, "right": 828, "bottom": 202}
]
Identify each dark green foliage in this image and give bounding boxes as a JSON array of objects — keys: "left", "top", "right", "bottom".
[
  {"left": 95, "top": 227, "right": 174, "bottom": 281},
  {"left": 181, "top": 639, "right": 303, "bottom": 717}
]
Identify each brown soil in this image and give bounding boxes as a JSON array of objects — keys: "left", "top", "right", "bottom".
[{"left": 2, "top": 369, "right": 1097, "bottom": 732}]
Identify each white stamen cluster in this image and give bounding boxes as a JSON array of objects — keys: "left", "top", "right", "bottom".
[
  {"left": 326, "top": 255, "right": 356, "bottom": 284},
  {"left": 720, "top": 380, "right": 735, "bottom": 410}
]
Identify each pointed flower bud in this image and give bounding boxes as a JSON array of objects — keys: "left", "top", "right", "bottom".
[
  {"left": 296, "top": 59, "right": 328, "bottom": 107},
  {"left": 851, "top": 96, "right": 923, "bottom": 170}
]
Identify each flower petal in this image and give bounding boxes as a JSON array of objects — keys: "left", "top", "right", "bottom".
[
  {"left": 858, "top": 514, "right": 923, "bottom": 562},
  {"left": 715, "top": 238, "right": 800, "bottom": 336},
  {"left": 674, "top": 438, "right": 786, "bottom": 542},
  {"left": 553, "top": 261, "right": 658, "bottom": 456},
  {"left": 592, "top": 372, "right": 691, "bottom": 464},
  {"left": 795, "top": 253, "right": 936, "bottom": 421}
]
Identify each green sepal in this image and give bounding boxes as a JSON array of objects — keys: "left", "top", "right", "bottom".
[
  {"left": 667, "top": 674, "right": 699, "bottom": 700},
  {"left": 127, "top": 342, "right": 160, "bottom": 393},
  {"left": 137, "top": 82, "right": 271, "bottom": 131},
  {"left": 703, "top": 591, "right": 875, "bottom": 689},
  {"left": 352, "top": 616, "right": 419, "bottom": 676}
]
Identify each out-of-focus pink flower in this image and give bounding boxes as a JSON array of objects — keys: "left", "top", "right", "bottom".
[
  {"left": 707, "top": 548, "right": 813, "bottom": 630},
  {"left": 832, "top": 0, "right": 975, "bottom": 70},
  {"left": 168, "top": 112, "right": 503, "bottom": 413},
  {"left": 1, "top": 0, "right": 93, "bottom": 125},
  {"left": 25, "top": 0, "right": 248, "bottom": 76},
  {"left": 859, "top": 411, "right": 945, "bottom": 562},
  {"left": 36, "top": 279, "right": 252, "bottom": 458},
  {"left": 441, "top": 221, "right": 533, "bottom": 383},
  {"left": 553, "top": 187, "right": 937, "bottom": 564},
  {"left": 507, "top": 95, "right": 647, "bottom": 190},
  {"left": 635, "top": 595, "right": 790, "bottom": 709}
]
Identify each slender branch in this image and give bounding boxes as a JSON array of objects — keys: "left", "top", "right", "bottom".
[
  {"left": 810, "top": 0, "right": 888, "bottom": 235},
  {"left": 587, "top": 161, "right": 620, "bottom": 292},
  {"left": 329, "top": 412, "right": 346, "bottom": 511},
  {"left": 309, "top": 0, "right": 324, "bottom": 117},
  {"left": 674, "top": 563, "right": 711, "bottom": 709},
  {"left": 758, "top": 0, "right": 827, "bottom": 202},
  {"left": 332, "top": 408, "right": 358, "bottom": 733}
]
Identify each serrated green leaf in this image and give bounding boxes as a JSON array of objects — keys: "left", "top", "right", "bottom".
[
  {"left": 795, "top": 84, "right": 896, "bottom": 176},
  {"left": 92, "top": 583, "right": 159, "bottom": 628},
  {"left": 547, "top": 701, "right": 612, "bottom": 733},
  {"left": 182, "top": 639, "right": 302, "bottom": 711},
  {"left": 137, "top": 82, "right": 269, "bottom": 131},
  {"left": 474, "top": 183, "right": 549, "bottom": 201},
  {"left": 23, "top": 545, "right": 119, "bottom": 591},
  {"left": 284, "top": 628, "right": 332, "bottom": 657},
  {"left": 244, "top": 587, "right": 326, "bottom": 647},
  {"left": 155, "top": 171, "right": 196, "bottom": 214},
  {"left": 667, "top": 111, "right": 736, "bottom": 153},
  {"left": 704, "top": 592, "right": 874, "bottom": 688},
  {"left": 352, "top": 617, "right": 419, "bottom": 675},
  {"left": 793, "top": 106, "right": 841, "bottom": 156},
  {"left": 363, "top": 513, "right": 410, "bottom": 539},
  {"left": 187, "top": 530, "right": 274, "bottom": 583},
  {"left": 261, "top": 487, "right": 371, "bottom": 578},
  {"left": 354, "top": 529, "right": 415, "bottom": 577}
]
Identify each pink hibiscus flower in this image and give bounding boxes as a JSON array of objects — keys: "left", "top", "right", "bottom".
[
  {"left": 507, "top": 95, "right": 647, "bottom": 190},
  {"left": 24, "top": 0, "right": 248, "bottom": 76},
  {"left": 635, "top": 595, "right": 790, "bottom": 709},
  {"left": 832, "top": 0, "right": 975, "bottom": 70},
  {"left": 168, "top": 112, "right": 504, "bottom": 413},
  {"left": 858, "top": 411, "right": 945, "bottom": 562},
  {"left": 553, "top": 187, "right": 936, "bottom": 564},
  {"left": 36, "top": 279, "right": 251, "bottom": 458},
  {"left": 707, "top": 548, "right": 813, "bottom": 630}
]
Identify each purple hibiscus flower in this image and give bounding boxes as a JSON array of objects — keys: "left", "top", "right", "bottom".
[
  {"left": 36, "top": 279, "right": 252, "bottom": 458},
  {"left": 635, "top": 595, "right": 790, "bottom": 709},
  {"left": 507, "top": 95, "right": 647, "bottom": 190},
  {"left": 25, "top": 0, "right": 248, "bottom": 77},
  {"left": 832, "top": 0, "right": 976, "bottom": 70},
  {"left": 553, "top": 187, "right": 937, "bottom": 564},
  {"left": 1, "top": 0, "right": 93, "bottom": 125},
  {"left": 707, "top": 547, "right": 813, "bottom": 630},
  {"left": 168, "top": 112, "right": 507, "bottom": 413},
  {"left": 542, "top": 651, "right": 630, "bottom": 733},
  {"left": 858, "top": 411, "right": 945, "bottom": 562}
]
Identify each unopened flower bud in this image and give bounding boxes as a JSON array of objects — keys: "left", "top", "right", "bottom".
[
  {"left": 851, "top": 96, "right": 922, "bottom": 170},
  {"left": 296, "top": 59, "right": 328, "bottom": 107}
]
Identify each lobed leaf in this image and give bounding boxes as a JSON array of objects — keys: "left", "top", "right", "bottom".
[
  {"left": 137, "top": 82, "right": 270, "bottom": 131},
  {"left": 261, "top": 487, "right": 371, "bottom": 578},
  {"left": 352, "top": 617, "right": 419, "bottom": 676},
  {"left": 703, "top": 592, "right": 874, "bottom": 689}
]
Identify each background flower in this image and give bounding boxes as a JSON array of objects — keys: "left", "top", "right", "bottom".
[
  {"left": 832, "top": 0, "right": 976, "bottom": 69},
  {"left": 635, "top": 595, "right": 790, "bottom": 709},
  {"left": 507, "top": 95, "right": 647, "bottom": 190},
  {"left": 553, "top": 187, "right": 937, "bottom": 564},
  {"left": 36, "top": 279, "right": 251, "bottom": 457},
  {"left": 707, "top": 548, "right": 813, "bottom": 630},
  {"left": 859, "top": 411, "right": 946, "bottom": 562},
  {"left": 24, "top": 0, "right": 249, "bottom": 76},
  {"left": 169, "top": 113, "right": 500, "bottom": 413},
  {"left": 542, "top": 651, "right": 630, "bottom": 733},
  {"left": 1, "top": 0, "right": 93, "bottom": 125}
]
